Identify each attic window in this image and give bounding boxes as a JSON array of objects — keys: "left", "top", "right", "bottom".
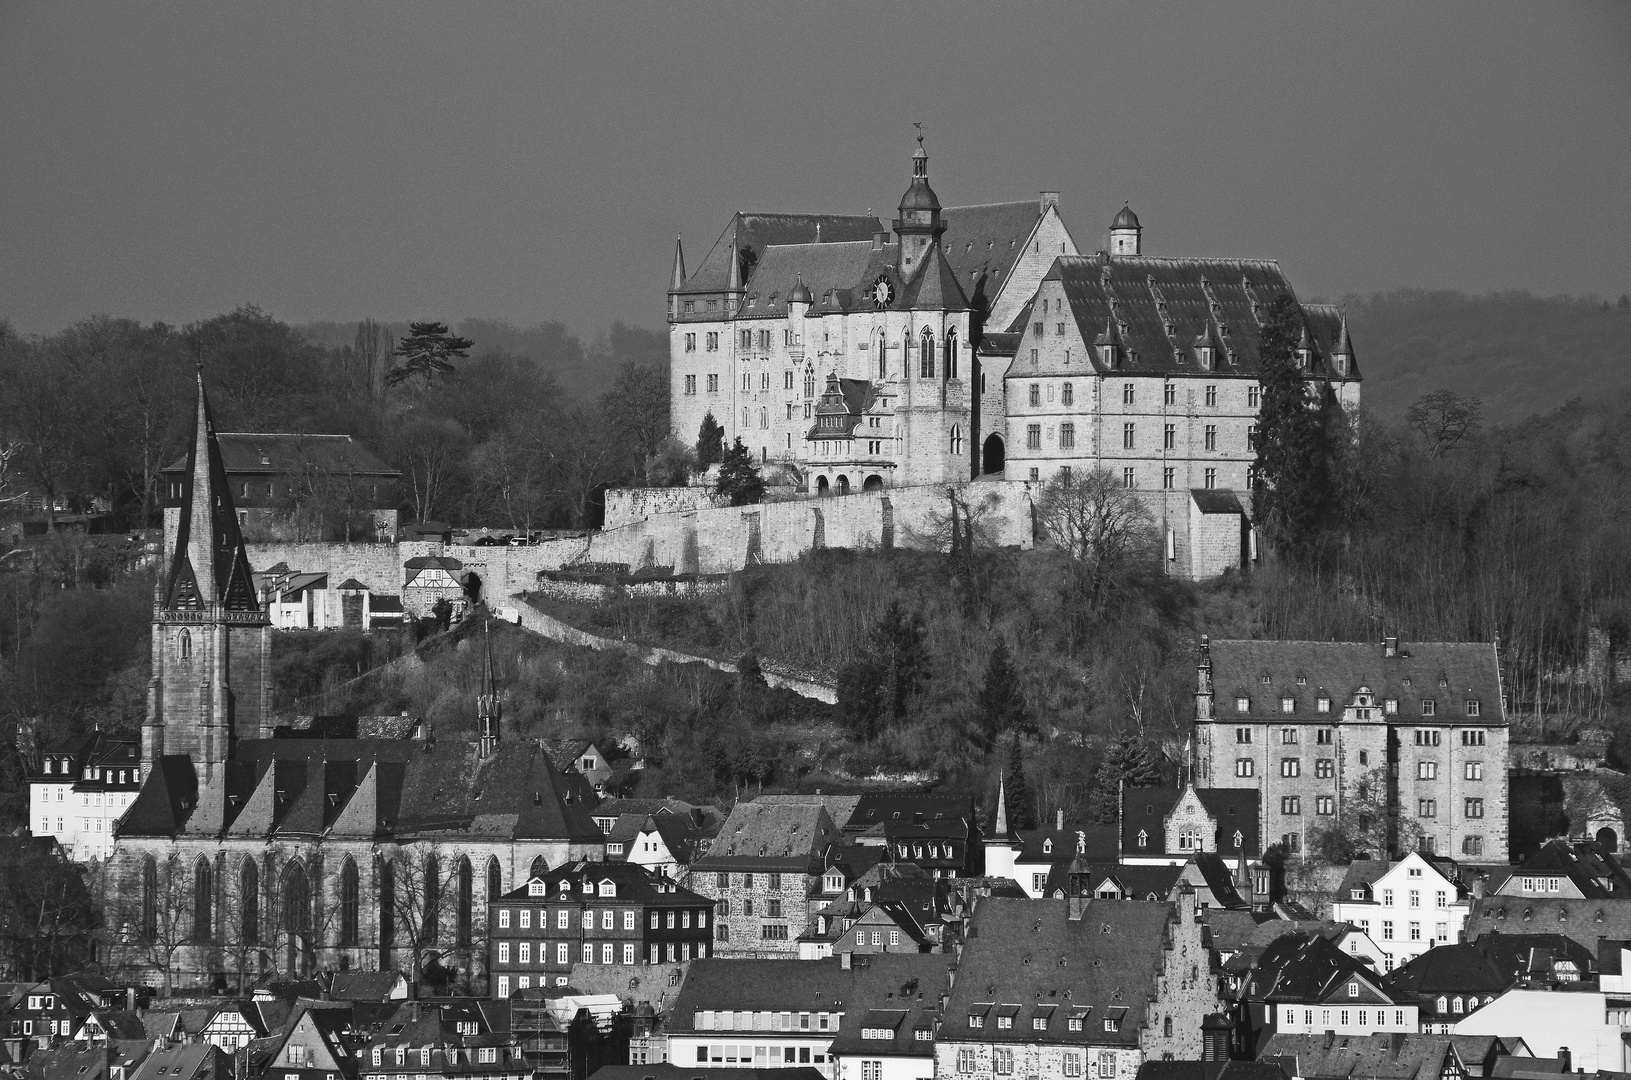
[{"left": 1136, "top": 830, "right": 1148, "bottom": 848}]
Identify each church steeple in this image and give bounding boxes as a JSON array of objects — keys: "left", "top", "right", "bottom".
[
  {"left": 893, "top": 134, "right": 945, "bottom": 277},
  {"left": 143, "top": 370, "right": 270, "bottom": 782},
  {"left": 477, "top": 620, "right": 503, "bottom": 759},
  {"left": 667, "top": 236, "right": 687, "bottom": 321}
]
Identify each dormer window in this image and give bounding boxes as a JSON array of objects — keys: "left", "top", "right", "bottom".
[
  {"left": 1137, "top": 830, "right": 1148, "bottom": 848},
  {"left": 599, "top": 881, "right": 615, "bottom": 897},
  {"left": 1317, "top": 697, "right": 1331, "bottom": 714},
  {"left": 528, "top": 880, "right": 546, "bottom": 897},
  {"left": 1042, "top": 838, "right": 1052, "bottom": 855},
  {"left": 1197, "top": 347, "right": 1214, "bottom": 370}
]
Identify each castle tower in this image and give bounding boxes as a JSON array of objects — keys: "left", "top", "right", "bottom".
[
  {"left": 1110, "top": 203, "right": 1141, "bottom": 255},
  {"left": 143, "top": 371, "right": 271, "bottom": 781},
  {"left": 477, "top": 620, "right": 503, "bottom": 759},
  {"left": 893, "top": 135, "right": 945, "bottom": 276}
]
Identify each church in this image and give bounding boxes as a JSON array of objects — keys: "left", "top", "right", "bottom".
[
  {"left": 667, "top": 140, "right": 1362, "bottom": 577},
  {"left": 104, "top": 375, "right": 606, "bottom": 993}
]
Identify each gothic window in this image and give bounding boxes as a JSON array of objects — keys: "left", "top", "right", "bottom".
[
  {"left": 945, "top": 330, "right": 958, "bottom": 380},
  {"left": 141, "top": 856, "right": 157, "bottom": 940},
  {"left": 339, "top": 858, "right": 360, "bottom": 947},
  {"left": 486, "top": 857, "right": 502, "bottom": 905},
  {"left": 179, "top": 629, "right": 192, "bottom": 662},
  {"left": 530, "top": 855, "right": 548, "bottom": 879},
  {"left": 192, "top": 857, "right": 212, "bottom": 943},
  {"left": 283, "top": 861, "right": 311, "bottom": 975},
  {"left": 241, "top": 858, "right": 259, "bottom": 946},
  {"left": 950, "top": 425, "right": 963, "bottom": 456},
  {"left": 378, "top": 860, "right": 395, "bottom": 968},
  {"left": 920, "top": 330, "right": 936, "bottom": 379},
  {"left": 807, "top": 367, "right": 818, "bottom": 397},
  {"left": 457, "top": 856, "right": 474, "bottom": 947},
  {"left": 422, "top": 855, "right": 440, "bottom": 943}
]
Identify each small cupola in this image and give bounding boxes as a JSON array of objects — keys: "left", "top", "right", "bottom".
[
  {"left": 1331, "top": 312, "right": 1355, "bottom": 377},
  {"left": 1110, "top": 203, "right": 1142, "bottom": 256},
  {"left": 788, "top": 278, "right": 813, "bottom": 305}
]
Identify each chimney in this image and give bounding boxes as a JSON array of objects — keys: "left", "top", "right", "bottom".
[
  {"left": 1040, "top": 191, "right": 1060, "bottom": 213},
  {"left": 1384, "top": 636, "right": 1399, "bottom": 658},
  {"left": 841, "top": 951, "right": 853, "bottom": 970},
  {"left": 1056, "top": 808, "right": 1065, "bottom": 831},
  {"left": 1559, "top": 1048, "right": 1571, "bottom": 1073},
  {"left": 872, "top": 231, "right": 888, "bottom": 251},
  {"left": 1068, "top": 891, "right": 1087, "bottom": 922}
]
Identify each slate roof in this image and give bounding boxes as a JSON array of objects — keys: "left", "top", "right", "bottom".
[
  {"left": 941, "top": 896, "right": 1177, "bottom": 1049},
  {"left": 1136, "top": 1062, "right": 1292, "bottom": 1080},
  {"left": 827, "top": 996, "right": 939, "bottom": 1059},
  {"left": 666, "top": 954, "right": 951, "bottom": 1031},
  {"left": 1241, "top": 932, "right": 1394, "bottom": 1005},
  {"left": 1504, "top": 840, "right": 1631, "bottom": 898},
  {"left": 1012, "top": 824, "right": 1120, "bottom": 865},
  {"left": 1192, "top": 490, "right": 1246, "bottom": 516},
  {"left": 162, "top": 432, "right": 398, "bottom": 479},
  {"left": 1120, "top": 786, "right": 1261, "bottom": 858},
  {"left": 1382, "top": 944, "right": 1510, "bottom": 1001},
  {"left": 693, "top": 801, "right": 839, "bottom": 873},
  {"left": 502, "top": 860, "right": 710, "bottom": 907},
  {"left": 1466, "top": 897, "right": 1631, "bottom": 957},
  {"left": 1206, "top": 640, "right": 1504, "bottom": 724},
  {"left": 845, "top": 793, "right": 975, "bottom": 833},
  {"left": 162, "top": 375, "right": 261, "bottom": 616},
  {"left": 1470, "top": 932, "right": 1595, "bottom": 981},
  {"left": 1259, "top": 1033, "right": 1460, "bottom": 1080},
  {"left": 938, "top": 202, "right": 1051, "bottom": 317},
  {"left": 1005, "top": 256, "right": 1359, "bottom": 383},
  {"left": 328, "top": 971, "right": 406, "bottom": 1002},
  {"left": 594, "top": 1069, "right": 826, "bottom": 1080},
  {"left": 676, "top": 213, "right": 885, "bottom": 297},
  {"left": 118, "top": 739, "right": 601, "bottom": 843}
]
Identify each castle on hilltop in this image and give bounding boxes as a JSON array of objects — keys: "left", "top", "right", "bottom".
[{"left": 667, "top": 140, "right": 1361, "bottom": 577}]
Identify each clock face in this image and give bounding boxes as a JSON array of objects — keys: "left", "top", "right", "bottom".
[{"left": 871, "top": 275, "right": 895, "bottom": 309}]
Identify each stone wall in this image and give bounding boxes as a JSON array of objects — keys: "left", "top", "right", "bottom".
[
  {"left": 246, "top": 541, "right": 420, "bottom": 593},
  {"left": 605, "top": 488, "right": 725, "bottom": 529},
  {"left": 508, "top": 597, "right": 836, "bottom": 704}
]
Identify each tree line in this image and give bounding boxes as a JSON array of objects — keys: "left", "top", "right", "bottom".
[{"left": 0, "top": 308, "right": 673, "bottom": 537}]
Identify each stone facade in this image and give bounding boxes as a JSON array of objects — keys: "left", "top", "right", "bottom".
[
  {"left": 1193, "top": 638, "right": 1510, "bottom": 862},
  {"left": 668, "top": 145, "right": 1076, "bottom": 492},
  {"left": 691, "top": 866, "right": 818, "bottom": 959}
]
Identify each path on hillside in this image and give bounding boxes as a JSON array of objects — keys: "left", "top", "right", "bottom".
[{"left": 504, "top": 594, "right": 838, "bottom": 704}]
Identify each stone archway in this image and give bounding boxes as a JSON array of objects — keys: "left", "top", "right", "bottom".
[
  {"left": 837, "top": 475, "right": 851, "bottom": 496},
  {"left": 863, "top": 475, "right": 884, "bottom": 493},
  {"left": 816, "top": 476, "right": 830, "bottom": 497},
  {"left": 982, "top": 433, "right": 1005, "bottom": 475},
  {"left": 1598, "top": 826, "right": 1619, "bottom": 853}
]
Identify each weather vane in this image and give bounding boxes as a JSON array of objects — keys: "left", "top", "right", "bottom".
[{"left": 913, "top": 121, "right": 925, "bottom": 145}]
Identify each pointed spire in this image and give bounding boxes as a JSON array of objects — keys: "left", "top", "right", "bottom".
[
  {"left": 164, "top": 370, "right": 258, "bottom": 614},
  {"left": 1332, "top": 311, "right": 1355, "bottom": 371},
  {"left": 994, "top": 776, "right": 1009, "bottom": 838},
  {"left": 669, "top": 235, "right": 686, "bottom": 293},
  {"left": 477, "top": 619, "right": 502, "bottom": 759}
]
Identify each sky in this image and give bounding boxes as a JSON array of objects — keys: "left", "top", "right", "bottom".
[{"left": 2, "top": 1, "right": 1629, "bottom": 340}]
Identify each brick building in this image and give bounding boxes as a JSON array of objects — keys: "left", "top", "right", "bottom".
[
  {"left": 486, "top": 861, "right": 712, "bottom": 998},
  {"left": 1193, "top": 637, "right": 1510, "bottom": 862}
]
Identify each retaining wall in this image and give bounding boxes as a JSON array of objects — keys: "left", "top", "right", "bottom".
[{"left": 505, "top": 597, "right": 837, "bottom": 704}]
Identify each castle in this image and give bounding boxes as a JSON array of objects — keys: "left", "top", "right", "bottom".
[
  {"left": 104, "top": 375, "right": 605, "bottom": 992},
  {"left": 667, "top": 141, "right": 1362, "bottom": 577}
]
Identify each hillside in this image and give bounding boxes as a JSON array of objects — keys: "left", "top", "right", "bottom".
[{"left": 1340, "top": 289, "right": 1631, "bottom": 422}]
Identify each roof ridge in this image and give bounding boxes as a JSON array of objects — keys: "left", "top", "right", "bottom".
[{"left": 943, "top": 199, "right": 1042, "bottom": 211}]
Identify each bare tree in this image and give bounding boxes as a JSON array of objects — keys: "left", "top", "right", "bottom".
[
  {"left": 1035, "top": 469, "right": 1159, "bottom": 614},
  {"left": 382, "top": 844, "right": 453, "bottom": 994},
  {"left": 1307, "top": 766, "right": 1422, "bottom": 862},
  {"left": 1406, "top": 390, "right": 1483, "bottom": 459},
  {"left": 107, "top": 856, "right": 194, "bottom": 998}
]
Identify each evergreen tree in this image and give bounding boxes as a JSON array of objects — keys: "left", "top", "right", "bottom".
[
  {"left": 976, "top": 637, "right": 1028, "bottom": 745},
  {"left": 1251, "top": 296, "right": 1336, "bottom": 555},
  {"left": 715, "top": 437, "right": 765, "bottom": 506},
  {"left": 1085, "top": 731, "right": 1162, "bottom": 823},
  {"left": 836, "top": 657, "right": 885, "bottom": 741},
  {"left": 696, "top": 412, "right": 725, "bottom": 467},
  {"left": 871, "top": 602, "right": 929, "bottom": 723},
  {"left": 386, "top": 322, "right": 475, "bottom": 391},
  {"left": 1004, "top": 733, "right": 1037, "bottom": 831}
]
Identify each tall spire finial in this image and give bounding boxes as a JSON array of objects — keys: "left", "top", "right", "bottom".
[{"left": 477, "top": 618, "right": 502, "bottom": 759}]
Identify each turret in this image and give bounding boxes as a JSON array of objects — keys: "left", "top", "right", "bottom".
[
  {"left": 667, "top": 236, "right": 686, "bottom": 321},
  {"left": 725, "top": 243, "right": 744, "bottom": 313},
  {"left": 893, "top": 135, "right": 945, "bottom": 277},
  {"left": 1110, "top": 203, "right": 1141, "bottom": 256},
  {"left": 1331, "top": 312, "right": 1355, "bottom": 377}
]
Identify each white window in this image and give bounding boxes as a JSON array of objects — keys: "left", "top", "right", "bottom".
[
  {"left": 498, "top": 942, "right": 511, "bottom": 963},
  {"left": 498, "top": 910, "right": 510, "bottom": 929}
]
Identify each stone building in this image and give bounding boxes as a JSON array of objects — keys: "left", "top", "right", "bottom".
[
  {"left": 1193, "top": 637, "right": 1510, "bottom": 863},
  {"left": 934, "top": 889, "right": 1222, "bottom": 1080},
  {"left": 668, "top": 138, "right": 1078, "bottom": 491},
  {"left": 102, "top": 376, "right": 605, "bottom": 993},
  {"left": 994, "top": 229, "right": 1360, "bottom": 577},
  {"left": 689, "top": 800, "right": 839, "bottom": 959}
]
